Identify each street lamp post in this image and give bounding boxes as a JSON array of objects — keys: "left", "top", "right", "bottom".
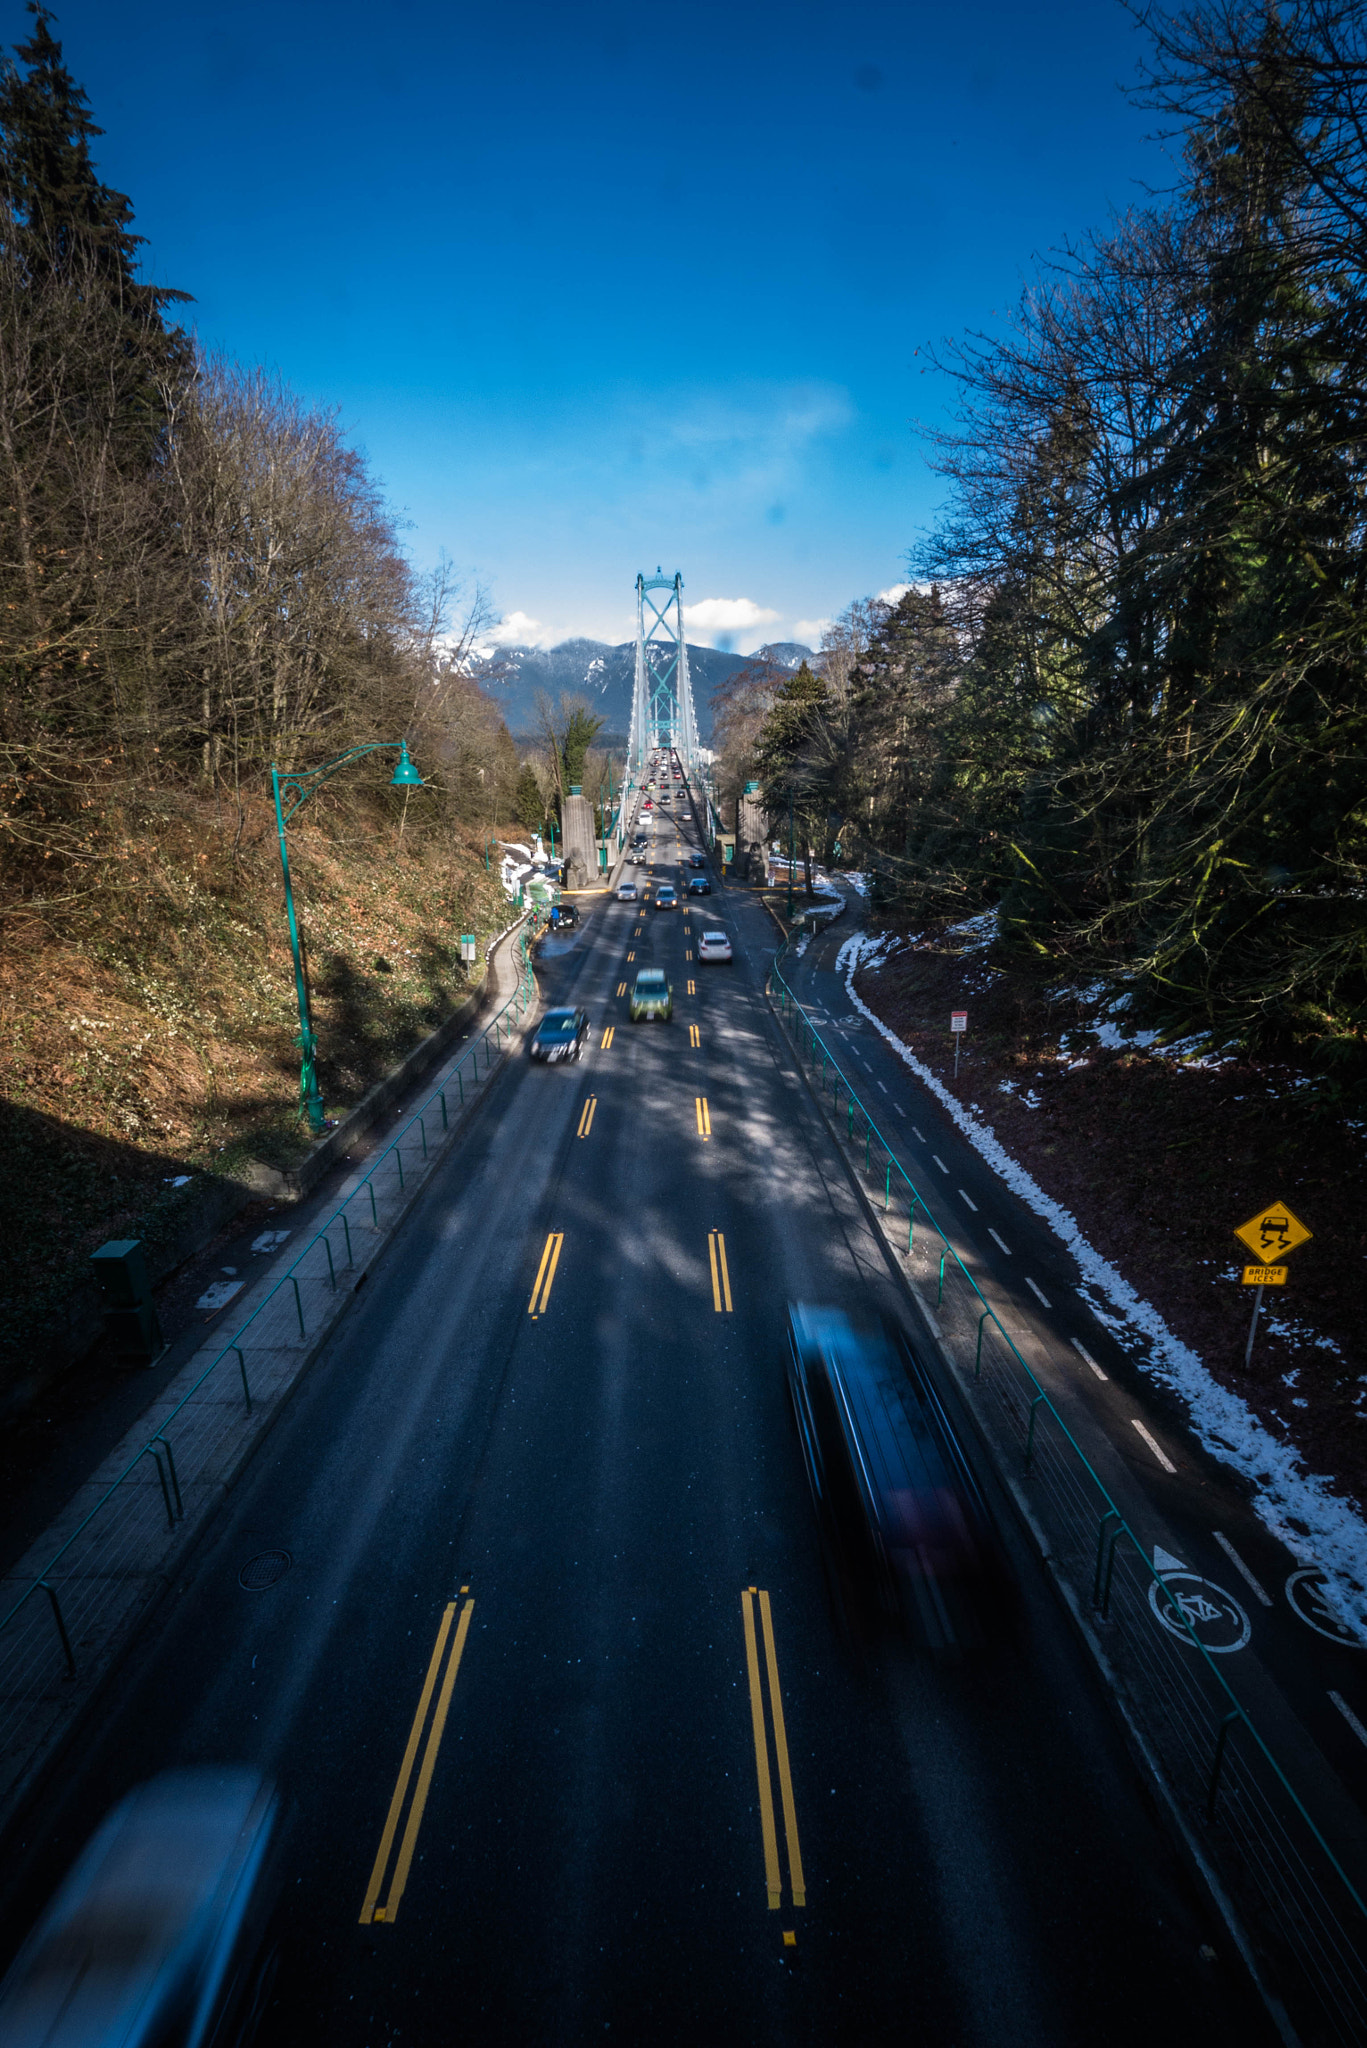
[
  {"left": 271, "top": 740, "right": 424, "bottom": 1136},
  {"left": 786, "top": 786, "right": 796, "bottom": 921}
]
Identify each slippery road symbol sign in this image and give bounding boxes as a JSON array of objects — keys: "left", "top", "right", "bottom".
[
  {"left": 1285, "top": 1569, "right": 1367, "bottom": 1649},
  {"left": 1233, "top": 1201, "right": 1311, "bottom": 1264},
  {"left": 1149, "top": 1547, "right": 1251, "bottom": 1654}
]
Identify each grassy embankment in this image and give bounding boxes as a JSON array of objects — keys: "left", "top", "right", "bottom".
[{"left": 0, "top": 786, "right": 512, "bottom": 1390}]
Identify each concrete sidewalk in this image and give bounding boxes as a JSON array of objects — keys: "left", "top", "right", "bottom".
[{"left": 0, "top": 919, "right": 541, "bottom": 1834}]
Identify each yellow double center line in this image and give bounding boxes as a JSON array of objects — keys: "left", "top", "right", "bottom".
[
  {"left": 528, "top": 1231, "right": 563, "bottom": 1315},
  {"left": 695, "top": 1096, "right": 711, "bottom": 1139},
  {"left": 741, "top": 1588, "right": 805, "bottom": 1912},
  {"left": 577, "top": 1096, "right": 597, "bottom": 1138},
  {"left": 360, "top": 1591, "right": 476, "bottom": 1925},
  {"left": 708, "top": 1229, "right": 732, "bottom": 1312}
]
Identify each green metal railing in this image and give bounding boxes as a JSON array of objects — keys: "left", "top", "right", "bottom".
[
  {"left": 768, "top": 934, "right": 1367, "bottom": 2044},
  {"left": 0, "top": 917, "right": 541, "bottom": 1800}
]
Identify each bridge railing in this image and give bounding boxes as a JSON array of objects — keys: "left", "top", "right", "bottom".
[{"left": 768, "top": 930, "right": 1367, "bottom": 2046}]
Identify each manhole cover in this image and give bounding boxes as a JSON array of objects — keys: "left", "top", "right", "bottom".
[{"left": 238, "top": 1550, "right": 292, "bottom": 1591}]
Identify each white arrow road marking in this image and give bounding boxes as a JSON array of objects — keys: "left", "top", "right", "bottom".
[
  {"left": 1132, "top": 1421, "right": 1177, "bottom": 1473},
  {"left": 1024, "top": 1276, "right": 1051, "bottom": 1308},
  {"left": 1154, "top": 1546, "right": 1187, "bottom": 1574},
  {"left": 1211, "top": 1532, "right": 1272, "bottom": 1606},
  {"left": 1070, "top": 1338, "right": 1106, "bottom": 1380}
]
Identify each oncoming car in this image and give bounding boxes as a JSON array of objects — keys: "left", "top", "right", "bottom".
[
  {"left": 654, "top": 884, "right": 677, "bottom": 910},
  {"left": 785, "top": 1304, "right": 1014, "bottom": 1654},
  {"left": 629, "top": 969, "right": 673, "bottom": 1022},
  {"left": 697, "top": 930, "right": 732, "bottom": 962},
  {"left": 528, "top": 1007, "right": 590, "bottom": 1063},
  {"left": 617, "top": 880, "right": 638, "bottom": 902}
]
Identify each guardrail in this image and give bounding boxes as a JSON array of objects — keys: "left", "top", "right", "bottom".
[
  {"left": 0, "top": 917, "right": 541, "bottom": 1792},
  {"left": 768, "top": 934, "right": 1367, "bottom": 2045}
]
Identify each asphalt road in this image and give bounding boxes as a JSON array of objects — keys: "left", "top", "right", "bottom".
[{"left": 0, "top": 784, "right": 1271, "bottom": 2046}]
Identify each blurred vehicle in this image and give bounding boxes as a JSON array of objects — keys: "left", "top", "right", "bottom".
[
  {"left": 687, "top": 876, "right": 712, "bottom": 897},
  {"left": 688, "top": 853, "right": 708, "bottom": 870},
  {"left": 0, "top": 1767, "right": 279, "bottom": 2048},
  {"left": 642, "top": 800, "right": 653, "bottom": 812},
  {"left": 617, "top": 881, "right": 638, "bottom": 901},
  {"left": 547, "top": 902, "right": 579, "bottom": 930},
  {"left": 529, "top": 1007, "right": 590, "bottom": 1063},
  {"left": 697, "top": 931, "right": 732, "bottom": 962},
  {"left": 629, "top": 852, "right": 647, "bottom": 866},
  {"left": 785, "top": 1304, "right": 1014, "bottom": 1655},
  {"left": 629, "top": 970, "right": 673, "bottom": 1022},
  {"left": 655, "top": 885, "right": 677, "bottom": 910}
]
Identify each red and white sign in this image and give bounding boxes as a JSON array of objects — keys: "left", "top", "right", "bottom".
[{"left": 950, "top": 1010, "right": 968, "bottom": 1034}]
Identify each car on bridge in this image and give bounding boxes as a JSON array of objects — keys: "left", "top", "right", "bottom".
[
  {"left": 617, "top": 881, "right": 638, "bottom": 901},
  {"left": 528, "top": 1007, "right": 590, "bottom": 1063},
  {"left": 697, "top": 931, "right": 732, "bottom": 962},
  {"left": 687, "top": 852, "right": 707, "bottom": 870},
  {"left": 629, "top": 970, "right": 673, "bottom": 1022},
  {"left": 785, "top": 1304, "right": 1014, "bottom": 1655},
  {"left": 687, "top": 875, "right": 712, "bottom": 897},
  {"left": 655, "top": 884, "right": 677, "bottom": 910}
]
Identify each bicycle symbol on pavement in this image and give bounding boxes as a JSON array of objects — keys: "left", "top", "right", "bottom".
[{"left": 1148, "top": 1548, "right": 1251, "bottom": 1654}]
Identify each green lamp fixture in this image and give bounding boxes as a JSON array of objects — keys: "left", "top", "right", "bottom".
[{"left": 390, "top": 743, "right": 424, "bottom": 788}]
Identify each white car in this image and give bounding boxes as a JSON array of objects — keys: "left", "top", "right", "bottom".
[
  {"left": 698, "top": 930, "right": 733, "bottom": 962},
  {"left": 617, "top": 881, "right": 638, "bottom": 901}
]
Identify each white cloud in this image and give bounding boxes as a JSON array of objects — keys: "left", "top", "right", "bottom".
[
  {"left": 878, "top": 582, "right": 912, "bottom": 605},
  {"left": 792, "top": 618, "right": 831, "bottom": 646},
  {"left": 484, "top": 609, "right": 557, "bottom": 648},
  {"left": 682, "top": 597, "right": 780, "bottom": 635}
]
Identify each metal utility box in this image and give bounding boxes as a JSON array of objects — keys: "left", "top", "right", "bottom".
[{"left": 90, "top": 1239, "right": 164, "bottom": 1363}]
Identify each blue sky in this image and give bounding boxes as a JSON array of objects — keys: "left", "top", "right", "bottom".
[{"left": 14, "top": 1, "right": 1173, "bottom": 651}]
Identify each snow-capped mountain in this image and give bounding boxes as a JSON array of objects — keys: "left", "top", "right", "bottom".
[{"left": 476, "top": 638, "right": 815, "bottom": 741}]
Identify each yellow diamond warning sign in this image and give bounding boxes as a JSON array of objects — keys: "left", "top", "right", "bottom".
[{"left": 1234, "top": 1202, "right": 1312, "bottom": 1265}]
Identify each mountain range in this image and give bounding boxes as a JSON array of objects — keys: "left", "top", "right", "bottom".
[{"left": 474, "top": 638, "right": 815, "bottom": 744}]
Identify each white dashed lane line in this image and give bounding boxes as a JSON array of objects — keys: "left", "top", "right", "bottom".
[
  {"left": 958, "top": 1189, "right": 978, "bottom": 1212},
  {"left": 1131, "top": 1419, "right": 1177, "bottom": 1473},
  {"left": 1024, "top": 1276, "right": 1051, "bottom": 1308},
  {"left": 1330, "top": 1692, "right": 1367, "bottom": 1750},
  {"left": 1070, "top": 1338, "right": 1107, "bottom": 1381},
  {"left": 932, "top": 1155, "right": 949, "bottom": 1174},
  {"left": 912, "top": 1127, "right": 926, "bottom": 1143},
  {"left": 988, "top": 1228, "right": 1011, "bottom": 1256},
  {"left": 1212, "top": 1531, "right": 1272, "bottom": 1606},
  {"left": 894, "top": 1105, "right": 906, "bottom": 1119},
  {"left": 876, "top": 1080, "right": 889, "bottom": 1096}
]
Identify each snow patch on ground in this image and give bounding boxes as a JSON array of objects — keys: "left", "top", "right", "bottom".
[
  {"left": 836, "top": 931, "right": 1367, "bottom": 1626},
  {"left": 945, "top": 907, "right": 1000, "bottom": 952}
]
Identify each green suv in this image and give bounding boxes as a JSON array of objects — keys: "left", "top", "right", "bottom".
[{"left": 629, "top": 969, "right": 673, "bottom": 1022}]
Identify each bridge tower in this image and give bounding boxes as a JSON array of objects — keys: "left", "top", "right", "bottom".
[{"left": 627, "top": 570, "right": 701, "bottom": 782}]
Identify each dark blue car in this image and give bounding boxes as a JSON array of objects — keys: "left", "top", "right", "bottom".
[{"left": 785, "top": 1304, "right": 1014, "bottom": 1654}]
